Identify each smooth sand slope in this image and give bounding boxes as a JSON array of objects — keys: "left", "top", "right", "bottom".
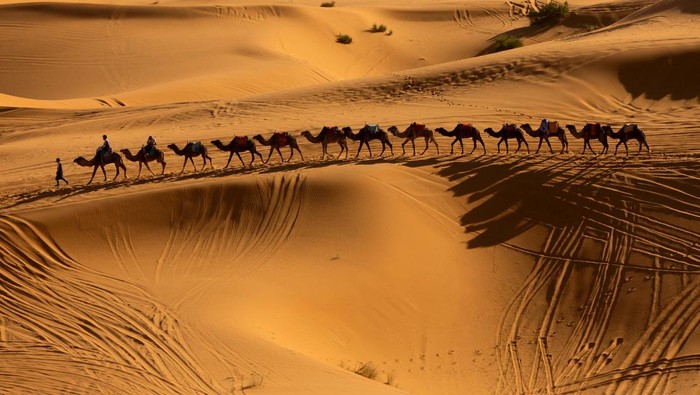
[{"left": 0, "top": 0, "right": 698, "bottom": 394}]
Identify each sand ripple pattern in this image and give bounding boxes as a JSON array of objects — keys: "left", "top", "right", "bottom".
[
  {"left": 0, "top": 216, "right": 225, "bottom": 394},
  {"left": 457, "top": 156, "right": 700, "bottom": 395}
]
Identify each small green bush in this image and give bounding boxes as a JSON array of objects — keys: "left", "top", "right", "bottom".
[
  {"left": 336, "top": 34, "right": 352, "bottom": 44},
  {"left": 320, "top": 1, "right": 335, "bottom": 7},
  {"left": 493, "top": 35, "right": 523, "bottom": 52},
  {"left": 369, "top": 23, "right": 387, "bottom": 33},
  {"left": 528, "top": 1, "right": 569, "bottom": 26}
]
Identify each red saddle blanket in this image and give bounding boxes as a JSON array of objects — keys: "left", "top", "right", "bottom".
[
  {"left": 412, "top": 123, "right": 426, "bottom": 132},
  {"left": 274, "top": 132, "right": 288, "bottom": 145},
  {"left": 548, "top": 121, "right": 559, "bottom": 134},
  {"left": 587, "top": 123, "right": 601, "bottom": 139},
  {"left": 234, "top": 136, "right": 248, "bottom": 146}
]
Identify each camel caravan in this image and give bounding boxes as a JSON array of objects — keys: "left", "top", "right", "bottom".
[{"left": 70, "top": 121, "right": 650, "bottom": 183}]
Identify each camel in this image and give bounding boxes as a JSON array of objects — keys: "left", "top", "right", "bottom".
[
  {"left": 602, "top": 124, "right": 650, "bottom": 156},
  {"left": 565, "top": 123, "right": 609, "bottom": 155},
  {"left": 484, "top": 124, "right": 530, "bottom": 154},
  {"left": 520, "top": 122, "right": 569, "bottom": 154},
  {"left": 120, "top": 147, "right": 166, "bottom": 177},
  {"left": 210, "top": 136, "right": 264, "bottom": 168},
  {"left": 166, "top": 142, "right": 213, "bottom": 173},
  {"left": 435, "top": 123, "right": 486, "bottom": 155},
  {"left": 387, "top": 122, "right": 440, "bottom": 156},
  {"left": 341, "top": 124, "right": 393, "bottom": 158},
  {"left": 300, "top": 126, "right": 348, "bottom": 160},
  {"left": 252, "top": 132, "right": 304, "bottom": 163},
  {"left": 73, "top": 151, "right": 127, "bottom": 184}
]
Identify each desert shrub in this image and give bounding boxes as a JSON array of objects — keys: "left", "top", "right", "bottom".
[
  {"left": 493, "top": 35, "right": 523, "bottom": 52},
  {"left": 385, "top": 30, "right": 393, "bottom": 36},
  {"left": 320, "top": 1, "right": 335, "bottom": 7},
  {"left": 385, "top": 371, "right": 397, "bottom": 387},
  {"left": 354, "top": 362, "right": 378, "bottom": 380},
  {"left": 336, "top": 34, "right": 352, "bottom": 44},
  {"left": 528, "top": 1, "right": 570, "bottom": 25},
  {"left": 369, "top": 23, "right": 387, "bottom": 33}
]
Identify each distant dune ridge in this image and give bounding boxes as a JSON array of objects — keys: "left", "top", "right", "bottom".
[{"left": 0, "top": 0, "right": 698, "bottom": 394}]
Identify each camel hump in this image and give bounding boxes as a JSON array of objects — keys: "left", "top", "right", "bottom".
[
  {"left": 187, "top": 141, "right": 203, "bottom": 153},
  {"left": 622, "top": 123, "right": 637, "bottom": 133},
  {"left": 274, "top": 132, "right": 288, "bottom": 145},
  {"left": 234, "top": 136, "right": 248, "bottom": 145},
  {"left": 366, "top": 124, "right": 380, "bottom": 134},
  {"left": 459, "top": 123, "right": 472, "bottom": 129},
  {"left": 413, "top": 123, "right": 426, "bottom": 131}
]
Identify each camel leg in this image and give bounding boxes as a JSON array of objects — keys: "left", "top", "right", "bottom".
[
  {"left": 450, "top": 139, "right": 456, "bottom": 155},
  {"left": 411, "top": 139, "right": 417, "bottom": 156},
  {"left": 523, "top": 138, "right": 530, "bottom": 154},
  {"left": 497, "top": 139, "right": 502, "bottom": 154},
  {"left": 336, "top": 141, "right": 344, "bottom": 159},
  {"left": 400, "top": 139, "right": 408, "bottom": 155},
  {"left": 469, "top": 138, "right": 476, "bottom": 155},
  {"left": 421, "top": 137, "right": 430, "bottom": 155},
  {"left": 536, "top": 138, "right": 543, "bottom": 154},
  {"left": 144, "top": 160, "right": 155, "bottom": 176},
  {"left": 277, "top": 147, "right": 285, "bottom": 162},
  {"left": 545, "top": 138, "right": 554, "bottom": 154},
  {"left": 642, "top": 139, "right": 650, "bottom": 155},
  {"left": 386, "top": 139, "right": 394, "bottom": 156},
  {"left": 98, "top": 164, "right": 107, "bottom": 181},
  {"left": 515, "top": 139, "right": 522, "bottom": 154},
  {"left": 345, "top": 142, "right": 349, "bottom": 159},
  {"left": 582, "top": 139, "right": 588, "bottom": 155},
  {"left": 87, "top": 165, "right": 98, "bottom": 184},
  {"left": 287, "top": 146, "right": 294, "bottom": 162},
  {"left": 112, "top": 163, "right": 120, "bottom": 180},
  {"left": 355, "top": 141, "right": 363, "bottom": 158},
  {"left": 614, "top": 140, "right": 623, "bottom": 155},
  {"left": 233, "top": 152, "right": 244, "bottom": 167},
  {"left": 321, "top": 142, "right": 327, "bottom": 160},
  {"left": 180, "top": 157, "right": 187, "bottom": 173},
  {"left": 623, "top": 141, "right": 629, "bottom": 156},
  {"left": 189, "top": 156, "right": 198, "bottom": 172},
  {"left": 224, "top": 153, "right": 233, "bottom": 168},
  {"left": 159, "top": 158, "right": 166, "bottom": 174},
  {"left": 265, "top": 148, "right": 274, "bottom": 164},
  {"left": 296, "top": 145, "right": 305, "bottom": 161},
  {"left": 503, "top": 138, "right": 509, "bottom": 153},
  {"left": 137, "top": 161, "right": 143, "bottom": 178},
  {"left": 459, "top": 138, "right": 464, "bottom": 155},
  {"left": 367, "top": 141, "right": 373, "bottom": 158}
]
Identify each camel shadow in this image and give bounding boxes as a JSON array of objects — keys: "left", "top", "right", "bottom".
[{"left": 429, "top": 154, "right": 700, "bottom": 249}]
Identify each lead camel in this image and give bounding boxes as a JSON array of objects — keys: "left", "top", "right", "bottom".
[{"left": 73, "top": 152, "right": 128, "bottom": 184}]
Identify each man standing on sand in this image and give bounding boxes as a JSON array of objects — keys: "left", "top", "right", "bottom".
[{"left": 55, "top": 158, "right": 68, "bottom": 187}]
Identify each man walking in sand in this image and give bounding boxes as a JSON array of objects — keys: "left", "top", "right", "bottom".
[{"left": 55, "top": 158, "right": 68, "bottom": 187}]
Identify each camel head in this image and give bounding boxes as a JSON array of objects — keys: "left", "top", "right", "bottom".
[
  {"left": 519, "top": 123, "right": 531, "bottom": 130},
  {"left": 300, "top": 130, "right": 310, "bottom": 137},
  {"left": 252, "top": 134, "right": 263, "bottom": 141},
  {"left": 341, "top": 126, "right": 352, "bottom": 135},
  {"left": 387, "top": 125, "right": 399, "bottom": 135},
  {"left": 601, "top": 125, "right": 614, "bottom": 135},
  {"left": 166, "top": 143, "right": 178, "bottom": 151},
  {"left": 210, "top": 139, "right": 223, "bottom": 147},
  {"left": 435, "top": 127, "right": 447, "bottom": 134}
]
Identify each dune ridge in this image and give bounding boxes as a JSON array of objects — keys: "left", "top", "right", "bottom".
[{"left": 0, "top": 0, "right": 698, "bottom": 394}]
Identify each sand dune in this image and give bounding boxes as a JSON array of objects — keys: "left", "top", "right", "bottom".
[{"left": 1, "top": 0, "right": 698, "bottom": 394}]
